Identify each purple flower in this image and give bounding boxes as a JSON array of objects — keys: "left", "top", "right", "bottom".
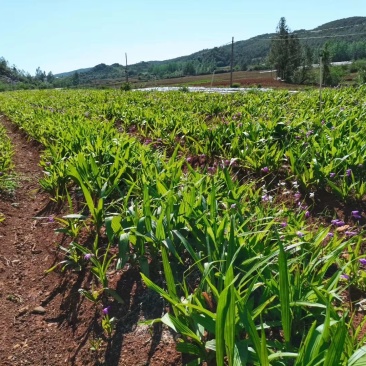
[
  {"left": 306, "top": 130, "right": 313, "bottom": 137},
  {"left": 48, "top": 216, "right": 55, "bottom": 223},
  {"left": 340, "top": 274, "right": 350, "bottom": 280},
  {"left": 321, "top": 120, "right": 325, "bottom": 125},
  {"left": 331, "top": 219, "right": 345, "bottom": 226},
  {"left": 102, "top": 306, "right": 111, "bottom": 315},
  {"left": 297, "top": 231, "right": 304, "bottom": 238},
  {"left": 346, "top": 169, "right": 352, "bottom": 177},
  {"left": 345, "top": 231, "right": 357, "bottom": 237},
  {"left": 305, "top": 211, "right": 310, "bottom": 218},
  {"left": 352, "top": 211, "right": 362, "bottom": 220},
  {"left": 294, "top": 192, "right": 301, "bottom": 201},
  {"left": 262, "top": 194, "right": 273, "bottom": 202},
  {"left": 327, "top": 232, "right": 334, "bottom": 238},
  {"left": 261, "top": 167, "right": 269, "bottom": 173},
  {"left": 329, "top": 172, "right": 336, "bottom": 178},
  {"left": 280, "top": 221, "right": 287, "bottom": 228},
  {"left": 84, "top": 253, "right": 94, "bottom": 260},
  {"left": 359, "top": 258, "right": 366, "bottom": 266}
]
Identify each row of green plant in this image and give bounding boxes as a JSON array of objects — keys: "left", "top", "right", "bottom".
[
  {"left": 0, "top": 120, "right": 15, "bottom": 197},
  {"left": 1, "top": 88, "right": 366, "bottom": 364},
  {"left": 2, "top": 87, "right": 366, "bottom": 201}
]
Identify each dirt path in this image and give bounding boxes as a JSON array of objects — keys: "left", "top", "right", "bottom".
[{"left": 0, "top": 116, "right": 182, "bottom": 366}]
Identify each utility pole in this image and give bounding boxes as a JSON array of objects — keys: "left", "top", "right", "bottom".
[
  {"left": 211, "top": 69, "right": 216, "bottom": 87},
  {"left": 125, "top": 53, "right": 128, "bottom": 83},
  {"left": 230, "top": 37, "right": 234, "bottom": 87}
]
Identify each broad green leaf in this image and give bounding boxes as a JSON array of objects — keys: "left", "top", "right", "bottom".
[
  {"left": 348, "top": 346, "right": 366, "bottom": 366},
  {"left": 278, "top": 240, "right": 292, "bottom": 345},
  {"left": 160, "top": 313, "right": 201, "bottom": 344}
]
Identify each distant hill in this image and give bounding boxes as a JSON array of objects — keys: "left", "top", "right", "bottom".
[
  {"left": 52, "top": 16, "right": 366, "bottom": 84},
  {"left": 55, "top": 67, "right": 93, "bottom": 78}
]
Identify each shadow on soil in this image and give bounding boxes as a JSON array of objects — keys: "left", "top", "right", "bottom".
[
  {"left": 102, "top": 267, "right": 166, "bottom": 366},
  {"left": 39, "top": 261, "right": 171, "bottom": 365},
  {"left": 42, "top": 270, "right": 102, "bottom": 364}
]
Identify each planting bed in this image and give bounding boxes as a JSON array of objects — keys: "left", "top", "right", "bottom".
[
  {"left": 0, "top": 117, "right": 181, "bottom": 366},
  {"left": 1, "top": 87, "right": 366, "bottom": 365}
]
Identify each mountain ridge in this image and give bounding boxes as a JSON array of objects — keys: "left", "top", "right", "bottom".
[{"left": 54, "top": 16, "right": 366, "bottom": 80}]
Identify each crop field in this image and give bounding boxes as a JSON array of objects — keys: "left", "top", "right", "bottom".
[
  {"left": 1, "top": 87, "right": 366, "bottom": 365},
  {"left": 88, "top": 70, "right": 298, "bottom": 90},
  {"left": 83, "top": 69, "right": 358, "bottom": 91}
]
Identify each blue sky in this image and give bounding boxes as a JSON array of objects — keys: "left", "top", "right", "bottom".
[{"left": 1, "top": 0, "right": 364, "bottom": 75}]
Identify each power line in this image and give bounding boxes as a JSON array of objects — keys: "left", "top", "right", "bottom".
[
  {"left": 262, "top": 32, "right": 366, "bottom": 41},
  {"left": 200, "top": 23, "right": 366, "bottom": 53},
  {"left": 237, "top": 22, "right": 366, "bottom": 43},
  {"left": 293, "top": 22, "right": 366, "bottom": 35}
]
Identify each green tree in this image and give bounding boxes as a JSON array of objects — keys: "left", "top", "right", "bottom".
[
  {"left": 320, "top": 43, "right": 332, "bottom": 85},
  {"left": 72, "top": 71, "right": 80, "bottom": 86},
  {"left": 293, "top": 44, "right": 314, "bottom": 84},
  {"left": 183, "top": 62, "right": 196, "bottom": 76},
  {"left": 268, "top": 17, "right": 302, "bottom": 82},
  {"left": 35, "top": 67, "right": 46, "bottom": 82},
  {"left": 46, "top": 71, "right": 55, "bottom": 83}
]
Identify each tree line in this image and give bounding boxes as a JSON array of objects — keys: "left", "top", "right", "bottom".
[
  {"left": 268, "top": 17, "right": 366, "bottom": 86},
  {"left": 0, "top": 58, "right": 56, "bottom": 91},
  {"left": 0, "top": 58, "right": 84, "bottom": 91}
]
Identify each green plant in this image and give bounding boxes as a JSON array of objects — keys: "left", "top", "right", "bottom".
[
  {"left": 89, "top": 337, "right": 104, "bottom": 352},
  {"left": 120, "top": 82, "right": 132, "bottom": 91},
  {"left": 55, "top": 214, "right": 87, "bottom": 238},
  {"left": 101, "top": 306, "right": 116, "bottom": 338},
  {"left": 178, "top": 86, "right": 190, "bottom": 92},
  {"left": 46, "top": 241, "right": 83, "bottom": 273},
  {"left": 231, "top": 83, "right": 241, "bottom": 88},
  {"left": 328, "top": 66, "right": 346, "bottom": 86},
  {"left": 3, "top": 87, "right": 366, "bottom": 364},
  {"left": 78, "top": 284, "right": 103, "bottom": 304}
]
